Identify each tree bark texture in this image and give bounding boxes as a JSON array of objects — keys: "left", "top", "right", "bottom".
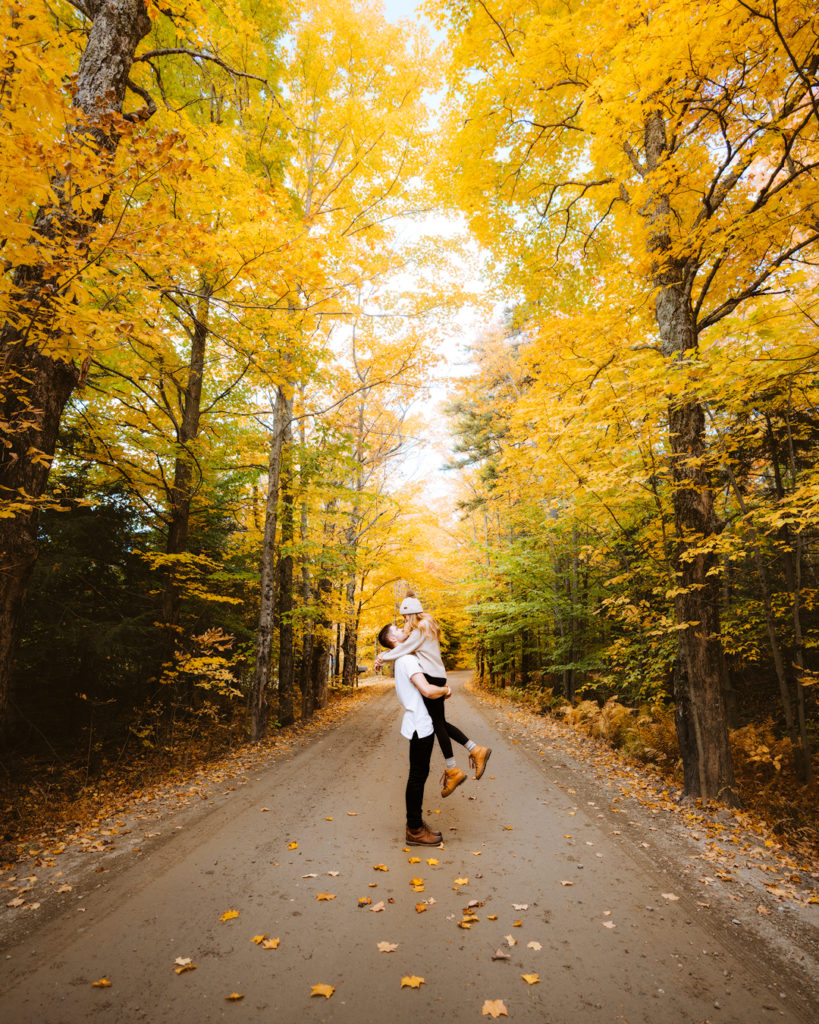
[
  {"left": 276, "top": 411, "right": 295, "bottom": 728},
  {"left": 644, "top": 110, "right": 738, "bottom": 804},
  {"left": 0, "top": 1, "right": 153, "bottom": 731},
  {"left": 160, "top": 284, "right": 212, "bottom": 629},
  {"left": 249, "top": 386, "right": 290, "bottom": 740},
  {"left": 309, "top": 499, "right": 338, "bottom": 711}
]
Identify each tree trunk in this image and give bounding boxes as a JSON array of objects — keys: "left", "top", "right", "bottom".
[
  {"left": 249, "top": 386, "right": 291, "bottom": 740},
  {"left": 644, "top": 110, "right": 738, "bottom": 804},
  {"left": 310, "top": 499, "right": 338, "bottom": 711},
  {"left": 0, "top": 1, "right": 153, "bottom": 731},
  {"left": 160, "top": 283, "right": 212, "bottom": 629},
  {"left": 277, "top": 414, "right": 295, "bottom": 728},
  {"left": 341, "top": 576, "right": 358, "bottom": 688}
]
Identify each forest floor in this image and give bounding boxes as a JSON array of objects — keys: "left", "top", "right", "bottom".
[{"left": 0, "top": 671, "right": 817, "bottom": 1023}]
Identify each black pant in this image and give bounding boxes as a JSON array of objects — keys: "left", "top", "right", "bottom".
[
  {"left": 406, "top": 731, "right": 434, "bottom": 829},
  {"left": 422, "top": 674, "right": 469, "bottom": 761}
]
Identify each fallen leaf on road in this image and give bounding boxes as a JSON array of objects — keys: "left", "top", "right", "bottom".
[
  {"left": 368, "top": 882, "right": 378, "bottom": 888},
  {"left": 311, "top": 984, "right": 334, "bottom": 999},
  {"left": 527, "top": 941, "right": 542, "bottom": 950},
  {"left": 454, "top": 877, "right": 468, "bottom": 885},
  {"left": 503, "top": 826, "right": 513, "bottom": 831},
  {"left": 602, "top": 920, "right": 616, "bottom": 929},
  {"left": 261, "top": 807, "right": 270, "bottom": 812},
  {"left": 327, "top": 871, "right": 339, "bottom": 877},
  {"left": 347, "top": 812, "right": 358, "bottom": 816},
  {"left": 426, "top": 858, "right": 439, "bottom": 866},
  {"left": 521, "top": 973, "right": 540, "bottom": 984},
  {"left": 287, "top": 842, "right": 298, "bottom": 850},
  {"left": 226, "top": 993, "right": 244, "bottom": 1001},
  {"left": 458, "top": 920, "right": 472, "bottom": 929},
  {"left": 325, "top": 817, "right": 333, "bottom": 821},
  {"left": 505, "top": 935, "right": 517, "bottom": 947},
  {"left": 251, "top": 935, "right": 268, "bottom": 945},
  {"left": 408, "top": 857, "right": 421, "bottom": 864},
  {"left": 401, "top": 976, "right": 425, "bottom": 988},
  {"left": 174, "top": 962, "right": 196, "bottom": 974},
  {"left": 487, "top": 914, "right": 498, "bottom": 920},
  {"left": 513, "top": 903, "right": 528, "bottom": 910},
  {"left": 559, "top": 880, "right": 574, "bottom": 886},
  {"left": 512, "top": 919, "right": 522, "bottom": 927},
  {"left": 491, "top": 948, "right": 510, "bottom": 960},
  {"left": 473, "top": 851, "right": 482, "bottom": 855},
  {"left": 7, "top": 897, "right": 24, "bottom": 907},
  {"left": 415, "top": 903, "right": 427, "bottom": 913},
  {"left": 482, "top": 999, "right": 508, "bottom": 1018},
  {"left": 262, "top": 938, "right": 280, "bottom": 949},
  {"left": 56, "top": 884, "right": 72, "bottom": 893},
  {"left": 377, "top": 942, "right": 399, "bottom": 952},
  {"left": 373, "top": 864, "right": 389, "bottom": 872},
  {"left": 661, "top": 893, "right": 680, "bottom": 901},
  {"left": 220, "top": 909, "right": 239, "bottom": 922},
  {"left": 91, "top": 978, "right": 112, "bottom": 988},
  {"left": 302, "top": 873, "right": 318, "bottom": 878},
  {"left": 358, "top": 897, "right": 372, "bottom": 906},
  {"left": 316, "top": 893, "right": 335, "bottom": 901},
  {"left": 410, "top": 877, "right": 423, "bottom": 886},
  {"left": 370, "top": 900, "right": 386, "bottom": 912},
  {"left": 756, "top": 905, "right": 770, "bottom": 914}
]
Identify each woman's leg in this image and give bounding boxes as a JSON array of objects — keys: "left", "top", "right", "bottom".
[{"left": 422, "top": 690, "right": 454, "bottom": 759}]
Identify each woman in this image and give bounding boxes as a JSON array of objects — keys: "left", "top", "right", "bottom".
[{"left": 375, "top": 592, "right": 491, "bottom": 797}]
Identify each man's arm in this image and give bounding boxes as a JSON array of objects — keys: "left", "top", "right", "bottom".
[{"left": 411, "top": 672, "right": 450, "bottom": 700}]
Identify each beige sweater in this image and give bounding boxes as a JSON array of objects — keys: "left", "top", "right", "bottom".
[{"left": 381, "top": 628, "right": 446, "bottom": 678}]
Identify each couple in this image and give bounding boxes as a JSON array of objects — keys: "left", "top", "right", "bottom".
[{"left": 375, "top": 593, "right": 491, "bottom": 847}]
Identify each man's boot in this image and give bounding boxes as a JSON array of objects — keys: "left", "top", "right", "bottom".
[
  {"left": 440, "top": 766, "right": 466, "bottom": 797},
  {"left": 469, "top": 745, "right": 492, "bottom": 780},
  {"left": 406, "top": 824, "right": 443, "bottom": 846}
]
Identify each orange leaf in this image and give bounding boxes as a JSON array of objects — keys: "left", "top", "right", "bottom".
[
  {"left": 521, "top": 973, "right": 540, "bottom": 985},
  {"left": 225, "top": 992, "right": 244, "bottom": 1001},
  {"left": 251, "top": 934, "right": 268, "bottom": 945},
  {"left": 316, "top": 893, "right": 336, "bottom": 901},
  {"left": 220, "top": 910, "right": 239, "bottom": 922},
  {"left": 415, "top": 903, "right": 427, "bottom": 913},
  {"left": 401, "top": 976, "right": 425, "bottom": 988},
  {"left": 311, "top": 984, "right": 335, "bottom": 999},
  {"left": 482, "top": 999, "right": 508, "bottom": 1018},
  {"left": 91, "top": 978, "right": 111, "bottom": 988},
  {"left": 262, "top": 938, "right": 280, "bottom": 949}
]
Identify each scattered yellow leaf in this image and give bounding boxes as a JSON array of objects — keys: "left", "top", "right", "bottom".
[
  {"left": 287, "top": 842, "right": 298, "bottom": 850},
  {"left": 220, "top": 909, "right": 239, "bottom": 922},
  {"left": 251, "top": 934, "right": 268, "bottom": 945},
  {"left": 226, "top": 992, "right": 244, "bottom": 1001},
  {"left": 487, "top": 914, "right": 498, "bottom": 920},
  {"left": 316, "top": 893, "right": 336, "bottom": 901},
  {"left": 454, "top": 877, "right": 468, "bottom": 885},
  {"left": 559, "top": 880, "right": 574, "bottom": 886},
  {"left": 358, "top": 897, "right": 372, "bottom": 906},
  {"left": 262, "top": 938, "right": 280, "bottom": 949},
  {"left": 311, "top": 984, "right": 334, "bottom": 999},
  {"left": 401, "top": 976, "right": 425, "bottom": 988},
  {"left": 91, "top": 978, "right": 111, "bottom": 988},
  {"left": 377, "top": 941, "right": 399, "bottom": 952},
  {"left": 426, "top": 858, "right": 439, "bottom": 866},
  {"left": 521, "top": 973, "right": 540, "bottom": 985},
  {"left": 661, "top": 893, "right": 680, "bottom": 901},
  {"left": 415, "top": 903, "right": 427, "bottom": 913},
  {"left": 482, "top": 999, "right": 508, "bottom": 1018},
  {"left": 408, "top": 857, "right": 421, "bottom": 864},
  {"left": 368, "top": 882, "right": 378, "bottom": 888},
  {"left": 373, "top": 864, "right": 389, "bottom": 872},
  {"left": 512, "top": 919, "right": 522, "bottom": 927},
  {"left": 174, "top": 963, "right": 196, "bottom": 974},
  {"left": 527, "top": 941, "right": 542, "bottom": 951},
  {"left": 325, "top": 817, "right": 333, "bottom": 821},
  {"left": 410, "top": 877, "right": 424, "bottom": 886},
  {"left": 458, "top": 920, "right": 472, "bottom": 929}
]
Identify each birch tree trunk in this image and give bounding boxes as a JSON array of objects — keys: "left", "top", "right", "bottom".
[
  {"left": 277, "top": 413, "right": 295, "bottom": 727},
  {"left": 0, "top": 1, "right": 153, "bottom": 731},
  {"left": 249, "top": 385, "right": 291, "bottom": 740}
]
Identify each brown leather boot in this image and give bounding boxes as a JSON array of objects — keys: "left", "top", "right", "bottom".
[
  {"left": 440, "top": 766, "right": 466, "bottom": 797},
  {"left": 406, "top": 824, "right": 443, "bottom": 846},
  {"left": 469, "top": 745, "right": 492, "bottom": 780}
]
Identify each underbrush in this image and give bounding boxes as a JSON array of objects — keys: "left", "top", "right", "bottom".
[
  {"left": 483, "top": 683, "right": 819, "bottom": 850},
  {"left": 0, "top": 686, "right": 370, "bottom": 852}
]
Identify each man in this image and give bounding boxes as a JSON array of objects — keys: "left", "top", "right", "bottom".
[{"left": 378, "top": 622, "right": 450, "bottom": 847}]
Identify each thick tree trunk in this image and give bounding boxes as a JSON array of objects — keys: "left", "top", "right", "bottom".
[
  {"left": 309, "top": 499, "right": 338, "bottom": 711},
  {"left": 249, "top": 386, "right": 291, "bottom": 740},
  {"left": 645, "top": 110, "right": 738, "bottom": 804},
  {"left": 277, "top": 415, "right": 295, "bottom": 728},
  {"left": 160, "top": 284, "right": 212, "bottom": 629},
  {"left": 0, "top": 1, "right": 152, "bottom": 731},
  {"left": 341, "top": 576, "right": 358, "bottom": 688}
]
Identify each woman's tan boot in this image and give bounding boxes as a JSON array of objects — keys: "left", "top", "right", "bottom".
[
  {"left": 440, "top": 766, "right": 466, "bottom": 797},
  {"left": 469, "top": 745, "right": 492, "bottom": 780}
]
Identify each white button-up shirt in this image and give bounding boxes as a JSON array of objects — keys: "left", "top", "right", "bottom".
[{"left": 393, "top": 653, "right": 433, "bottom": 740}]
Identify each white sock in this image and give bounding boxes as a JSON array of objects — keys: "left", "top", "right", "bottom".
[
  {"left": 465, "top": 740, "right": 476, "bottom": 751},
  {"left": 445, "top": 757, "right": 457, "bottom": 769}
]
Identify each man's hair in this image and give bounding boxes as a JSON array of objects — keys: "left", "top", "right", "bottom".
[{"left": 377, "top": 623, "right": 396, "bottom": 649}]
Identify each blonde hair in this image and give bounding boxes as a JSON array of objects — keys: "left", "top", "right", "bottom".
[{"left": 404, "top": 610, "right": 441, "bottom": 641}]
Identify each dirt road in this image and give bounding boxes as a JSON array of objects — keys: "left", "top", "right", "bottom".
[{"left": 1, "top": 672, "right": 816, "bottom": 1023}]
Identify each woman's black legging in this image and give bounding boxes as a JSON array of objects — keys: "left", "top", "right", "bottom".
[{"left": 422, "top": 674, "right": 469, "bottom": 761}]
